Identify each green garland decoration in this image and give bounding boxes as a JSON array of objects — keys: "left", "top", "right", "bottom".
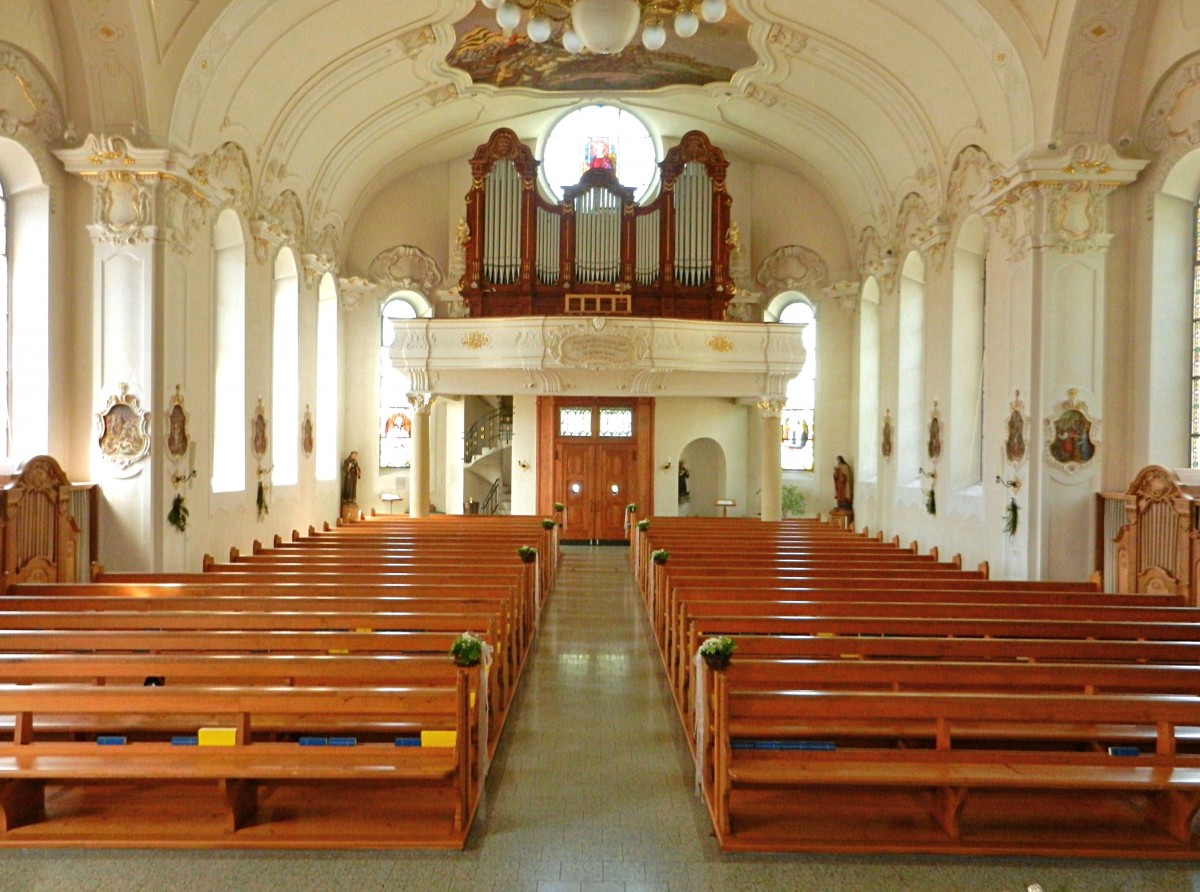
[
  {"left": 1003, "top": 496, "right": 1019, "bottom": 536},
  {"left": 256, "top": 481, "right": 269, "bottom": 520},
  {"left": 167, "top": 493, "right": 189, "bottom": 532},
  {"left": 925, "top": 487, "right": 936, "bottom": 516}
]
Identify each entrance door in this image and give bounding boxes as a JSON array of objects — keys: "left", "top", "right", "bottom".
[
  {"left": 561, "top": 442, "right": 636, "bottom": 542},
  {"left": 539, "top": 398, "right": 653, "bottom": 544}
]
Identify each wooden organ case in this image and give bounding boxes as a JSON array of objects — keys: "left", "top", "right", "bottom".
[{"left": 461, "top": 128, "right": 734, "bottom": 320}]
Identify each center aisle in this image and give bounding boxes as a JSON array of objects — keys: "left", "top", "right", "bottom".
[{"left": 463, "top": 546, "right": 1194, "bottom": 892}]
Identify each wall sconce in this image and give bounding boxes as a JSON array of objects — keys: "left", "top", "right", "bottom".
[
  {"left": 661, "top": 457, "right": 672, "bottom": 470},
  {"left": 918, "top": 467, "right": 937, "bottom": 482},
  {"left": 517, "top": 459, "right": 529, "bottom": 470},
  {"left": 995, "top": 474, "right": 1021, "bottom": 492}
]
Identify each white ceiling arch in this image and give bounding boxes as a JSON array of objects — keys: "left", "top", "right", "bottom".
[{"left": 155, "top": 0, "right": 1039, "bottom": 256}]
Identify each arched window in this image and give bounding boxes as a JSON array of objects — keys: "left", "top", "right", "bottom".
[
  {"left": 1192, "top": 198, "right": 1200, "bottom": 468},
  {"left": 952, "top": 216, "right": 987, "bottom": 486},
  {"left": 857, "top": 278, "right": 880, "bottom": 480},
  {"left": 898, "top": 252, "right": 926, "bottom": 483},
  {"left": 315, "top": 274, "right": 338, "bottom": 481},
  {"left": 271, "top": 249, "right": 299, "bottom": 486},
  {"left": 211, "top": 209, "right": 246, "bottom": 493},
  {"left": 379, "top": 297, "right": 417, "bottom": 469},
  {"left": 0, "top": 139, "right": 51, "bottom": 460},
  {"left": 0, "top": 176, "right": 9, "bottom": 456},
  {"left": 778, "top": 296, "right": 816, "bottom": 471},
  {"left": 540, "top": 105, "right": 658, "bottom": 202}
]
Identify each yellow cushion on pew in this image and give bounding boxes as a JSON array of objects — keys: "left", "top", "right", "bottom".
[
  {"left": 355, "top": 628, "right": 372, "bottom": 633},
  {"left": 470, "top": 691, "right": 476, "bottom": 709},
  {"left": 421, "top": 730, "right": 457, "bottom": 748},
  {"left": 328, "top": 649, "right": 350, "bottom": 655},
  {"left": 198, "top": 727, "right": 237, "bottom": 747}
]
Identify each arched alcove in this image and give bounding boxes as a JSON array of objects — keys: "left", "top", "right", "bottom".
[{"left": 679, "top": 437, "right": 726, "bottom": 517}]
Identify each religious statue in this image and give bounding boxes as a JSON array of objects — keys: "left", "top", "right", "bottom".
[
  {"left": 455, "top": 218, "right": 470, "bottom": 249},
  {"left": 833, "top": 455, "right": 854, "bottom": 510},
  {"left": 341, "top": 451, "right": 362, "bottom": 504}
]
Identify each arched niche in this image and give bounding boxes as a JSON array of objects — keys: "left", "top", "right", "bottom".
[{"left": 679, "top": 437, "right": 727, "bottom": 518}]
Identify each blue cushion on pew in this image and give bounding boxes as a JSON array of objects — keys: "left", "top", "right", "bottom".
[
  {"left": 299, "top": 737, "right": 328, "bottom": 747},
  {"left": 394, "top": 737, "right": 420, "bottom": 747},
  {"left": 97, "top": 736, "right": 127, "bottom": 746},
  {"left": 171, "top": 736, "right": 198, "bottom": 746}
]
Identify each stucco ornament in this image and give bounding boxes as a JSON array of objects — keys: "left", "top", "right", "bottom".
[
  {"left": 96, "top": 383, "right": 151, "bottom": 475},
  {"left": 545, "top": 317, "right": 652, "bottom": 372},
  {"left": 756, "top": 245, "right": 828, "bottom": 294},
  {"left": 0, "top": 42, "right": 65, "bottom": 141},
  {"left": 1043, "top": 388, "right": 1101, "bottom": 476},
  {"left": 369, "top": 245, "right": 444, "bottom": 293}
]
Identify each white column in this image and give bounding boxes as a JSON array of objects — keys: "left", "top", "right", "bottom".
[
  {"left": 758, "top": 399, "right": 784, "bottom": 521},
  {"left": 408, "top": 392, "right": 434, "bottom": 518},
  {"left": 980, "top": 143, "right": 1146, "bottom": 580},
  {"left": 55, "top": 135, "right": 209, "bottom": 572}
]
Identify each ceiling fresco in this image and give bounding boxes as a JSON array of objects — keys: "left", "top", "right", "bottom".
[{"left": 447, "top": 7, "right": 757, "bottom": 91}]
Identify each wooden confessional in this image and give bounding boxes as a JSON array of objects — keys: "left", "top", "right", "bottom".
[
  {"left": 1104, "top": 465, "right": 1200, "bottom": 603},
  {"left": 461, "top": 128, "right": 733, "bottom": 320}
]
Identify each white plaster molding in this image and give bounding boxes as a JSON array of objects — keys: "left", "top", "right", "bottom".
[
  {"left": 0, "top": 41, "right": 65, "bottom": 142},
  {"left": 978, "top": 143, "right": 1147, "bottom": 259},
  {"left": 756, "top": 245, "right": 828, "bottom": 294},
  {"left": 337, "top": 275, "right": 378, "bottom": 311},
  {"left": 822, "top": 280, "right": 861, "bottom": 314},
  {"left": 389, "top": 317, "right": 804, "bottom": 401},
  {"left": 369, "top": 244, "right": 444, "bottom": 294}
]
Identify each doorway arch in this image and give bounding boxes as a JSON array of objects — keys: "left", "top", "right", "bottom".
[{"left": 679, "top": 438, "right": 726, "bottom": 517}]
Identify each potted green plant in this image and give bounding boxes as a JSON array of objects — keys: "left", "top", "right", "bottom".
[
  {"left": 636, "top": 519, "right": 650, "bottom": 532},
  {"left": 517, "top": 544, "right": 538, "bottom": 563},
  {"left": 553, "top": 502, "right": 564, "bottom": 513},
  {"left": 699, "top": 635, "right": 735, "bottom": 670},
  {"left": 651, "top": 548, "right": 670, "bottom": 565},
  {"left": 541, "top": 517, "right": 556, "bottom": 530},
  {"left": 781, "top": 485, "right": 806, "bottom": 518},
  {"left": 449, "top": 631, "right": 484, "bottom": 667},
  {"left": 626, "top": 502, "right": 637, "bottom": 514}
]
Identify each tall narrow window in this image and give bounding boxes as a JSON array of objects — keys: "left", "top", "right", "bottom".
[
  {"left": 0, "top": 176, "right": 9, "bottom": 456},
  {"left": 315, "top": 274, "right": 338, "bottom": 481},
  {"left": 211, "top": 210, "right": 246, "bottom": 493},
  {"left": 1192, "top": 199, "right": 1200, "bottom": 468},
  {"left": 779, "top": 296, "right": 816, "bottom": 471},
  {"left": 857, "top": 279, "right": 880, "bottom": 479},
  {"left": 897, "top": 252, "right": 926, "bottom": 482},
  {"left": 952, "top": 216, "right": 987, "bottom": 487},
  {"left": 272, "top": 249, "right": 299, "bottom": 486},
  {"left": 380, "top": 296, "right": 418, "bottom": 469}
]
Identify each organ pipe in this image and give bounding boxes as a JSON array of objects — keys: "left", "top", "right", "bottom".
[{"left": 463, "top": 128, "right": 731, "bottom": 318}]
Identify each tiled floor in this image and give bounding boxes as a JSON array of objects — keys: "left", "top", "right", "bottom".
[{"left": 2, "top": 546, "right": 1200, "bottom": 890}]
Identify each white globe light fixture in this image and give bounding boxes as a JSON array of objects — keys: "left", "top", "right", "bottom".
[
  {"left": 527, "top": 14, "right": 552, "bottom": 43},
  {"left": 473, "top": 0, "right": 728, "bottom": 55},
  {"left": 570, "top": 0, "right": 641, "bottom": 54},
  {"left": 641, "top": 19, "right": 667, "bottom": 51},
  {"left": 700, "top": 0, "right": 727, "bottom": 23},
  {"left": 562, "top": 27, "right": 584, "bottom": 54},
  {"left": 674, "top": 9, "right": 700, "bottom": 38},
  {"left": 496, "top": 1, "right": 522, "bottom": 30}
]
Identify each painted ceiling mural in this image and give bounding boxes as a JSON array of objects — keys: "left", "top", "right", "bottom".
[{"left": 447, "top": 7, "right": 757, "bottom": 91}]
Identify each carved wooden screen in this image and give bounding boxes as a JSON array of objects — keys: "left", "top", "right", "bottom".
[
  {"left": 1110, "top": 465, "right": 1200, "bottom": 602},
  {"left": 461, "top": 128, "right": 733, "bottom": 320},
  {"left": 0, "top": 455, "right": 79, "bottom": 589}
]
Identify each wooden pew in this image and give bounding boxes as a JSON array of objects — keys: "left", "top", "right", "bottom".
[
  {"left": 703, "top": 677, "right": 1200, "bottom": 857},
  {"left": 0, "top": 676, "right": 479, "bottom": 848}
]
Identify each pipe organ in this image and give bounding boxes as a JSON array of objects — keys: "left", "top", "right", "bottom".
[{"left": 462, "top": 128, "right": 733, "bottom": 319}]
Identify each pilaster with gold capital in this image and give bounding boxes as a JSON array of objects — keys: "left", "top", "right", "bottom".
[{"left": 978, "top": 143, "right": 1147, "bottom": 261}]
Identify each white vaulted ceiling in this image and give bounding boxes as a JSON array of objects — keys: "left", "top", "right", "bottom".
[{"left": 47, "top": 0, "right": 1096, "bottom": 250}]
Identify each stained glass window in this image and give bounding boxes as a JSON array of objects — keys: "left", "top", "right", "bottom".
[
  {"left": 559, "top": 407, "right": 593, "bottom": 437},
  {"left": 380, "top": 408, "right": 412, "bottom": 469},
  {"left": 542, "top": 106, "right": 656, "bottom": 202},
  {"left": 599, "top": 408, "right": 633, "bottom": 438},
  {"left": 780, "top": 299, "right": 816, "bottom": 471},
  {"left": 1193, "top": 200, "right": 1200, "bottom": 468}
]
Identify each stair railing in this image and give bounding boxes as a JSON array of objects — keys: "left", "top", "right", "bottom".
[{"left": 463, "top": 407, "right": 514, "bottom": 464}]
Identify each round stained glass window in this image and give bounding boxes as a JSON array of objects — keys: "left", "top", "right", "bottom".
[{"left": 541, "top": 105, "right": 657, "bottom": 202}]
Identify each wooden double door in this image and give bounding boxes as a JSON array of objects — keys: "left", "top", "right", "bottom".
[{"left": 538, "top": 398, "right": 654, "bottom": 544}]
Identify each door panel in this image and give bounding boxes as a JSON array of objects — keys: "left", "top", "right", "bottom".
[
  {"left": 560, "top": 443, "right": 595, "bottom": 541},
  {"left": 597, "top": 444, "right": 635, "bottom": 540}
]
